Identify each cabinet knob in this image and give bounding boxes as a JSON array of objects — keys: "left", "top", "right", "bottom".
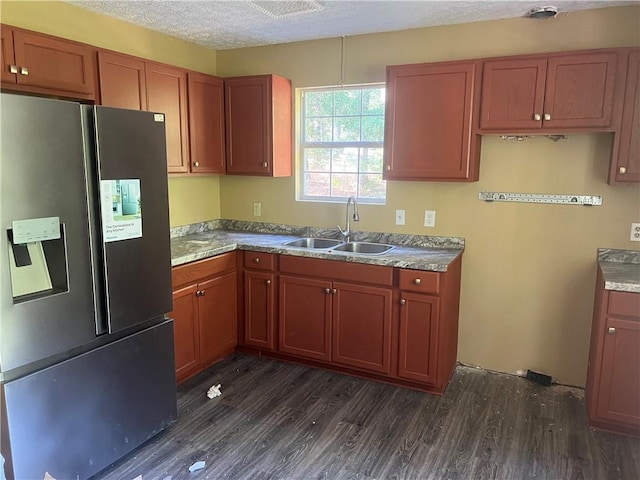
[
  {"left": 544, "top": 113, "right": 551, "bottom": 121},
  {"left": 533, "top": 113, "right": 541, "bottom": 121},
  {"left": 20, "top": 67, "right": 28, "bottom": 76},
  {"left": 619, "top": 166, "right": 627, "bottom": 175},
  {"left": 608, "top": 327, "right": 616, "bottom": 335},
  {"left": 9, "top": 65, "right": 18, "bottom": 74},
  {"left": 400, "top": 299, "right": 406, "bottom": 305},
  {"left": 332, "top": 288, "right": 337, "bottom": 294},
  {"left": 265, "top": 280, "right": 271, "bottom": 286},
  {"left": 200, "top": 290, "right": 205, "bottom": 296},
  {"left": 413, "top": 278, "right": 421, "bottom": 285},
  {"left": 386, "top": 165, "right": 391, "bottom": 171},
  {"left": 262, "top": 162, "right": 268, "bottom": 168},
  {"left": 254, "top": 258, "right": 260, "bottom": 264},
  {"left": 194, "top": 161, "right": 199, "bottom": 167},
  {"left": 324, "top": 288, "right": 331, "bottom": 294}
]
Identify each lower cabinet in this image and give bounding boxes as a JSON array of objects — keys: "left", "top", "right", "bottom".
[
  {"left": 170, "top": 252, "right": 237, "bottom": 383},
  {"left": 586, "top": 266, "right": 640, "bottom": 436},
  {"left": 243, "top": 251, "right": 277, "bottom": 350},
  {"left": 398, "top": 292, "right": 439, "bottom": 384}
]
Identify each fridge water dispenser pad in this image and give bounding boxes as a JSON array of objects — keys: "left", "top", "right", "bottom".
[{"left": 100, "top": 179, "right": 142, "bottom": 243}]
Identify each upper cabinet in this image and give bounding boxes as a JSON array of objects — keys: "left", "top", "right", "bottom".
[
  {"left": 384, "top": 61, "right": 480, "bottom": 181},
  {"left": 1, "top": 26, "right": 96, "bottom": 100},
  {"left": 610, "top": 49, "right": 640, "bottom": 183},
  {"left": 98, "top": 51, "right": 147, "bottom": 110},
  {"left": 187, "top": 73, "right": 225, "bottom": 174},
  {"left": 225, "top": 74, "right": 292, "bottom": 177},
  {"left": 479, "top": 50, "right": 620, "bottom": 131}
]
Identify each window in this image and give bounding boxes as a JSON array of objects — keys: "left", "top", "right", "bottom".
[{"left": 300, "top": 85, "right": 386, "bottom": 203}]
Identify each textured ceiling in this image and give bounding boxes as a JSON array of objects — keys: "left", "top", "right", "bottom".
[{"left": 69, "top": 0, "right": 636, "bottom": 50}]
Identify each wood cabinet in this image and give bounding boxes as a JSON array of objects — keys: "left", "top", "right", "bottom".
[
  {"left": 480, "top": 51, "right": 620, "bottom": 131},
  {"left": 1, "top": 26, "right": 96, "bottom": 100},
  {"left": 170, "top": 253, "right": 237, "bottom": 383},
  {"left": 188, "top": 73, "right": 226, "bottom": 174},
  {"left": 225, "top": 74, "right": 292, "bottom": 177},
  {"left": 243, "top": 251, "right": 276, "bottom": 350},
  {"left": 610, "top": 49, "right": 640, "bottom": 183},
  {"left": 279, "top": 256, "right": 394, "bottom": 374},
  {"left": 384, "top": 61, "right": 480, "bottom": 181},
  {"left": 97, "top": 51, "right": 146, "bottom": 110},
  {"left": 586, "top": 266, "right": 640, "bottom": 436}
]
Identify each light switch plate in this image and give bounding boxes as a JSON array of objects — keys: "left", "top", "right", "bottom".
[
  {"left": 631, "top": 223, "right": 640, "bottom": 241},
  {"left": 395, "top": 210, "right": 405, "bottom": 226}
]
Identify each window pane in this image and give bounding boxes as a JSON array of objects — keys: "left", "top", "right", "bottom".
[
  {"left": 331, "top": 174, "right": 358, "bottom": 197},
  {"left": 359, "top": 148, "right": 383, "bottom": 173},
  {"left": 305, "top": 118, "right": 332, "bottom": 142},
  {"left": 305, "top": 173, "right": 331, "bottom": 196},
  {"left": 361, "top": 116, "right": 384, "bottom": 142},
  {"left": 333, "top": 116, "right": 360, "bottom": 142},
  {"left": 362, "top": 88, "right": 385, "bottom": 115},
  {"left": 305, "top": 91, "right": 333, "bottom": 117},
  {"left": 332, "top": 148, "right": 359, "bottom": 172},
  {"left": 359, "top": 174, "right": 386, "bottom": 199},
  {"left": 304, "top": 148, "right": 331, "bottom": 172},
  {"left": 334, "top": 90, "right": 361, "bottom": 116}
]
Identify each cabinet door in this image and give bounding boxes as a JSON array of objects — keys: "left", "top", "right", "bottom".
[
  {"left": 544, "top": 52, "right": 618, "bottom": 129},
  {"left": 1, "top": 27, "right": 16, "bottom": 84},
  {"left": 384, "top": 62, "right": 477, "bottom": 180},
  {"left": 398, "top": 292, "right": 440, "bottom": 384},
  {"left": 612, "top": 50, "right": 640, "bottom": 183},
  {"left": 146, "top": 62, "right": 190, "bottom": 173},
  {"left": 225, "top": 76, "right": 272, "bottom": 175},
  {"left": 244, "top": 270, "right": 275, "bottom": 350},
  {"left": 279, "top": 275, "right": 332, "bottom": 362},
  {"left": 596, "top": 317, "right": 640, "bottom": 428},
  {"left": 198, "top": 272, "right": 238, "bottom": 366},
  {"left": 12, "top": 30, "right": 95, "bottom": 97},
  {"left": 170, "top": 284, "right": 200, "bottom": 383},
  {"left": 479, "top": 58, "right": 546, "bottom": 129},
  {"left": 332, "top": 282, "right": 392, "bottom": 374},
  {"left": 188, "top": 73, "right": 225, "bottom": 174},
  {"left": 98, "top": 51, "right": 146, "bottom": 110}
]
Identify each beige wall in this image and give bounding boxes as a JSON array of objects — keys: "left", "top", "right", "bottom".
[
  {"left": 217, "top": 6, "right": 640, "bottom": 386},
  {"left": 0, "top": 0, "right": 221, "bottom": 226}
]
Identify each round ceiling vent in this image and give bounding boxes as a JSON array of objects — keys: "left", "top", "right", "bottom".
[{"left": 527, "top": 6, "right": 559, "bottom": 19}]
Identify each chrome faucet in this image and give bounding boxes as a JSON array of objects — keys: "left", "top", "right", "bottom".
[{"left": 338, "top": 196, "right": 360, "bottom": 242}]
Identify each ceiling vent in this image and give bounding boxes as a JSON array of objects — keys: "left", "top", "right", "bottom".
[
  {"left": 249, "top": 1, "right": 325, "bottom": 19},
  {"left": 527, "top": 6, "right": 559, "bottom": 19}
]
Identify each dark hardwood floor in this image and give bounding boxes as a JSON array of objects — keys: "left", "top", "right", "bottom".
[{"left": 93, "top": 354, "right": 640, "bottom": 480}]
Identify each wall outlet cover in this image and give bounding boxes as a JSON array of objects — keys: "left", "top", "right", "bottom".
[
  {"left": 424, "top": 210, "right": 436, "bottom": 228},
  {"left": 631, "top": 223, "right": 640, "bottom": 241},
  {"left": 395, "top": 210, "right": 405, "bottom": 226},
  {"left": 253, "top": 202, "right": 262, "bottom": 217}
]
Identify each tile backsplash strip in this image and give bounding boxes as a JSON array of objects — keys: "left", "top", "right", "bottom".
[{"left": 171, "top": 219, "right": 464, "bottom": 249}]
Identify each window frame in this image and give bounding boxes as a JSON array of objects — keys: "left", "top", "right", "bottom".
[{"left": 298, "top": 84, "right": 387, "bottom": 205}]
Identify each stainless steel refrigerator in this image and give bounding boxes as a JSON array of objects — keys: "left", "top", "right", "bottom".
[{"left": 0, "top": 94, "right": 177, "bottom": 479}]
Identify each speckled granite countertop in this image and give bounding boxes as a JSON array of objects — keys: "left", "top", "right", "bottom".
[
  {"left": 171, "top": 220, "right": 464, "bottom": 272},
  {"left": 598, "top": 249, "right": 640, "bottom": 293}
]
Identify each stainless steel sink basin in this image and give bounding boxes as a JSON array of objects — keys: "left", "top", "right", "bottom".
[
  {"left": 284, "top": 237, "right": 343, "bottom": 249},
  {"left": 332, "top": 242, "right": 394, "bottom": 254}
]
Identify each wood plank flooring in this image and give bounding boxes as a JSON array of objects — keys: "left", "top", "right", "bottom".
[{"left": 92, "top": 354, "right": 640, "bottom": 480}]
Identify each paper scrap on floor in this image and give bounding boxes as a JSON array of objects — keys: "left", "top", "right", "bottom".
[
  {"left": 189, "top": 461, "right": 206, "bottom": 472},
  {"left": 207, "top": 384, "right": 222, "bottom": 398}
]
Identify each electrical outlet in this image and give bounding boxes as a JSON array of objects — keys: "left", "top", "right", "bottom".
[
  {"left": 424, "top": 210, "right": 436, "bottom": 228},
  {"left": 253, "top": 202, "right": 262, "bottom": 217},
  {"left": 631, "top": 223, "right": 640, "bottom": 241},
  {"left": 395, "top": 210, "right": 406, "bottom": 226}
]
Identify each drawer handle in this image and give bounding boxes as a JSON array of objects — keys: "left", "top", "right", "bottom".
[
  {"left": 619, "top": 166, "right": 627, "bottom": 175},
  {"left": 413, "top": 278, "right": 421, "bottom": 285},
  {"left": 265, "top": 280, "right": 271, "bottom": 286},
  {"left": 9, "top": 65, "right": 18, "bottom": 74},
  {"left": 533, "top": 113, "right": 541, "bottom": 121},
  {"left": 20, "top": 67, "right": 29, "bottom": 76},
  {"left": 254, "top": 258, "right": 260, "bottom": 264},
  {"left": 400, "top": 299, "right": 406, "bottom": 305},
  {"left": 543, "top": 113, "right": 551, "bottom": 121},
  {"left": 608, "top": 327, "right": 616, "bottom": 335}
]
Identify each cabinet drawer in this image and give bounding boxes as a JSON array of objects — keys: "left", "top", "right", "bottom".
[
  {"left": 172, "top": 252, "right": 236, "bottom": 288},
  {"left": 608, "top": 291, "right": 640, "bottom": 318},
  {"left": 398, "top": 269, "right": 440, "bottom": 295},
  {"left": 244, "top": 251, "right": 275, "bottom": 271}
]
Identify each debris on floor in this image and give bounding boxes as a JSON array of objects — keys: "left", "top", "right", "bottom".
[
  {"left": 189, "top": 461, "right": 206, "bottom": 473},
  {"left": 131, "top": 476, "right": 142, "bottom": 480},
  {"left": 206, "top": 384, "right": 222, "bottom": 399},
  {"left": 43, "top": 473, "right": 56, "bottom": 480}
]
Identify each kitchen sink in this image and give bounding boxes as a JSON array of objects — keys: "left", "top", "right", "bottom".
[
  {"left": 332, "top": 242, "right": 394, "bottom": 254},
  {"left": 284, "top": 237, "right": 343, "bottom": 249}
]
